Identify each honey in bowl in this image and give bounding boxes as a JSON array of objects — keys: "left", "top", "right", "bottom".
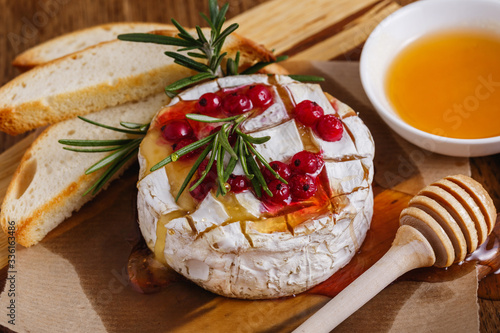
[{"left": 386, "top": 29, "right": 500, "bottom": 139}]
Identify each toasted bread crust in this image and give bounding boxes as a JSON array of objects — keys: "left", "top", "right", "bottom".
[
  {"left": 0, "top": 31, "right": 278, "bottom": 136},
  {"left": 13, "top": 22, "right": 176, "bottom": 68},
  {"left": 0, "top": 62, "right": 193, "bottom": 135},
  {"left": 8, "top": 179, "right": 84, "bottom": 247},
  {"left": 0, "top": 128, "right": 62, "bottom": 246}
]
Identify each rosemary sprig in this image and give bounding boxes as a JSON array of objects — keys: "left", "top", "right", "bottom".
[
  {"left": 58, "top": 117, "right": 149, "bottom": 196},
  {"left": 288, "top": 75, "right": 325, "bottom": 82},
  {"left": 117, "top": 0, "right": 320, "bottom": 96},
  {"left": 60, "top": 0, "right": 323, "bottom": 196},
  {"left": 150, "top": 113, "right": 287, "bottom": 201},
  {"left": 176, "top": 143, "right": 214, "bottom": 202},
  {"left": 118, "top": 0, "right": 239, "bottom": 96},
  {"left": 150, "top": 133, "right": 217, "bottom": 171}
]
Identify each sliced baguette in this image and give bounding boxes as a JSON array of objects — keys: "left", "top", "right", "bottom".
[
  {"left": 0, "top": 29, "right": 276, "bottom": 136},
  {"left": 0, "top": 93, "right": 169, "bottom": 247},
  {"left": 13, "top": 22, "right": 175, "bottom": 69}
]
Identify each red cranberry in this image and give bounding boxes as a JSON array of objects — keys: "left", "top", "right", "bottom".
[
  {"left": 264, "top": 180, "right": 290, "bottom": 205},
  {"left": 196, "top": 93, "right": 222, "bottom": 115},
  {"left": 189, "top": 178, "right": 213, "bottom": 201},
  {"left": 315, "top": 114, "right": 343, "bottom": 142},
  {"left": 198, "top": 159, "right": 217, "bottom": 181},
  {"left": 295, "top": 100, "right": 324, "bottom": 127},
  {"left": 161, "top": 119, "right": 194, "bottom": 141},
  {"left": 247, "top": 84, "right": 273, "bottom": 107},
  {"left": 172, "top": 137, "right": 198, "bottom": 159},
  {"left": 290, "top": 151, "right": 322, "bottom": 175},
  {"left": 222, "top": 92, "right": 253, "bottom": 115},
  {"left": 262, "top": 161, "right": 291, "bottom": 182},
  {"left": 227, "top": 175, "right": 250, "bottom": 193},
  {"left": 289, "top": 174, "right": 317, "bottom": 201}
]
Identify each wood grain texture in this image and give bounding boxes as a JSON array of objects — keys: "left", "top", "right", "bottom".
[
  {"left": 291, "top": 0, "right": 401, "bottom": 61},
  {"left": 0, "top": 0, "right": 498, "bottom": 331},
  {"left": 479, "top": 299, "right": 500, "bottom": 333},
  {"left": 227, "top": 0, "right": 382, "bottom": 56}
]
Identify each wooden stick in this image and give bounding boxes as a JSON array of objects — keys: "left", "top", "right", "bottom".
[
  {"left": 293, "top": 225, "right": 436, "bottom": 333},
  {"left": 291, "top": 1, "right": 400, "bottom": 60},
  {"left": 227, "top": 0, "right": 382, "bottom": 55},
  {"left": 294, "top": 174, "right": 496, "bottom": 332}
]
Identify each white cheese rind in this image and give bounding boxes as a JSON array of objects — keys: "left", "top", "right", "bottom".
[
  {"left": 285, "top": 82, "right": 336, "bottom": 116},
  {"left": 161, "top": 187, "right": 373, "bottom": 299},
  {"left": 325, "top": 159, "right": 370, "bottom": 195},
  {"left": 137, "top": 75, "right": 375, "bottom": 299},
  {"left": 311, "top": 126, "right": 359, "bottom": 160},
  {"left": 242, "top": 98, "right": 290, "bottom": 133},
  {"left": 241, "top": 86, "right": 290, "bottom": 133},
  {"left": 234, "top": 191, "right": 262, "bottom": 218},
  {"left": 343, "top": 116, "right": 375, "bottom": 159},
  {"left": 136, "top": 168, "right": 181, "bottom": 248},
  {"left": 178, "top": 81, "right": 219, "bottom": 101},
  {"left": 252, "top": 120, "right": 304, "bottom": 162},
  {"left": 189, "top": 193, "right": 230, "bottom": 233}
]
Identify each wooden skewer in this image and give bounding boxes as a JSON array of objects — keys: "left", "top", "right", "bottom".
[{"left": 293, "top": 174, "right": 497, "bottom": 333}]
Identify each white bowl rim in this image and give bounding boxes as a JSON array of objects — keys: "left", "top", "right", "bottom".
[{"left": 360, "top": 0, "right": 500, "bottom": 149}]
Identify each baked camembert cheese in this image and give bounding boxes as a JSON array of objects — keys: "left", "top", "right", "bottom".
[{"left": 137, "top": 74, "right": 374, "bottom": 299}]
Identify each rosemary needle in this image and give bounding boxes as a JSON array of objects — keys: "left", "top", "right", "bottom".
[
  {"left": 149, "top": 113, "right": 276, "bottom": 201},
  {"left": 59, "top": 121, "right": 149, "bottom": 196}
]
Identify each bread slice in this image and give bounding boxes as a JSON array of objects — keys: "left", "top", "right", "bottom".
[
  {"left": 0, "top": 93, "right": 169, "bottom": 247},
  {"left": 0, "top": 29, "right": 276, "bottom": 136},
  {"left": 12, "top": 22, "right": 175, "bottom": 69}
]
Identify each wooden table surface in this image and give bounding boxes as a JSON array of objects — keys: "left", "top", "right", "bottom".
[{"left": 0, "top": 0, "right": 499, "bottom": 332}]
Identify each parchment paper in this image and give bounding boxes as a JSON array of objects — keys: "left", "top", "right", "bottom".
[{"left": 0, "top": 61, "right": 477, "bottom": 332}]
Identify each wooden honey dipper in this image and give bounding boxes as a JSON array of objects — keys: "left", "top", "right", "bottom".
[{"left": 294, "top": 174, "right": 497, "bottom": 333}]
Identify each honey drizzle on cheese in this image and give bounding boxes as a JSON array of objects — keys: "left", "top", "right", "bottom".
[
  {"left": 215, "top": 193, "right": 259, "bottom": 223},
  {"left": 140, "top": 129, "right": 197, "bottom": 212},
  {"left": 154, "top": 211, "right": 186, "bottom": 265},
  {"left": 296, "top": 123, "right": 320, "bottom": 153}
]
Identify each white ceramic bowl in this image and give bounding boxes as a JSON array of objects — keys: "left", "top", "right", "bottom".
[{"left": 360, "top": 0, "right": 500, "bottom": 157}]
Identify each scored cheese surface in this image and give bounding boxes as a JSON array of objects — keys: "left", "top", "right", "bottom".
[{"left": 137, "top": 75, "right": 375, "bottom": 299}]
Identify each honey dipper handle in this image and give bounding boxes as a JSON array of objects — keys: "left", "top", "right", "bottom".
[{"left": 293, "top": 225, "right": 436, "bottom": 333}]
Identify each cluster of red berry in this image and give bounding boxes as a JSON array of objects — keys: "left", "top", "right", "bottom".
[
  {"left": 195, "top": 84, "right": 273, "bottom": 115},
  {"left": 159, "top": 89, "right": 337, "bottom": 207},
  {"left": 189, "top": 149, "right": 324, "bottom": 205},
  {"left": 188, "top": 159, "right": 252, "bottom": 201},
  {"left": 263, "top": 150, "right": 324, "bottom": 206},
  {"left": 160, "top": 119, "right": 198, "bottom": 160},
  {"left": 160, "top": 84, "right": 275, "bottom": 159},
  {"left": 295, "top": 100, "right": 344, "bottom": 142}
]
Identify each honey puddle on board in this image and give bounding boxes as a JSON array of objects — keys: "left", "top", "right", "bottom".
[{"left": 386, "top": 30, "right": 500, "bottom": 139}]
